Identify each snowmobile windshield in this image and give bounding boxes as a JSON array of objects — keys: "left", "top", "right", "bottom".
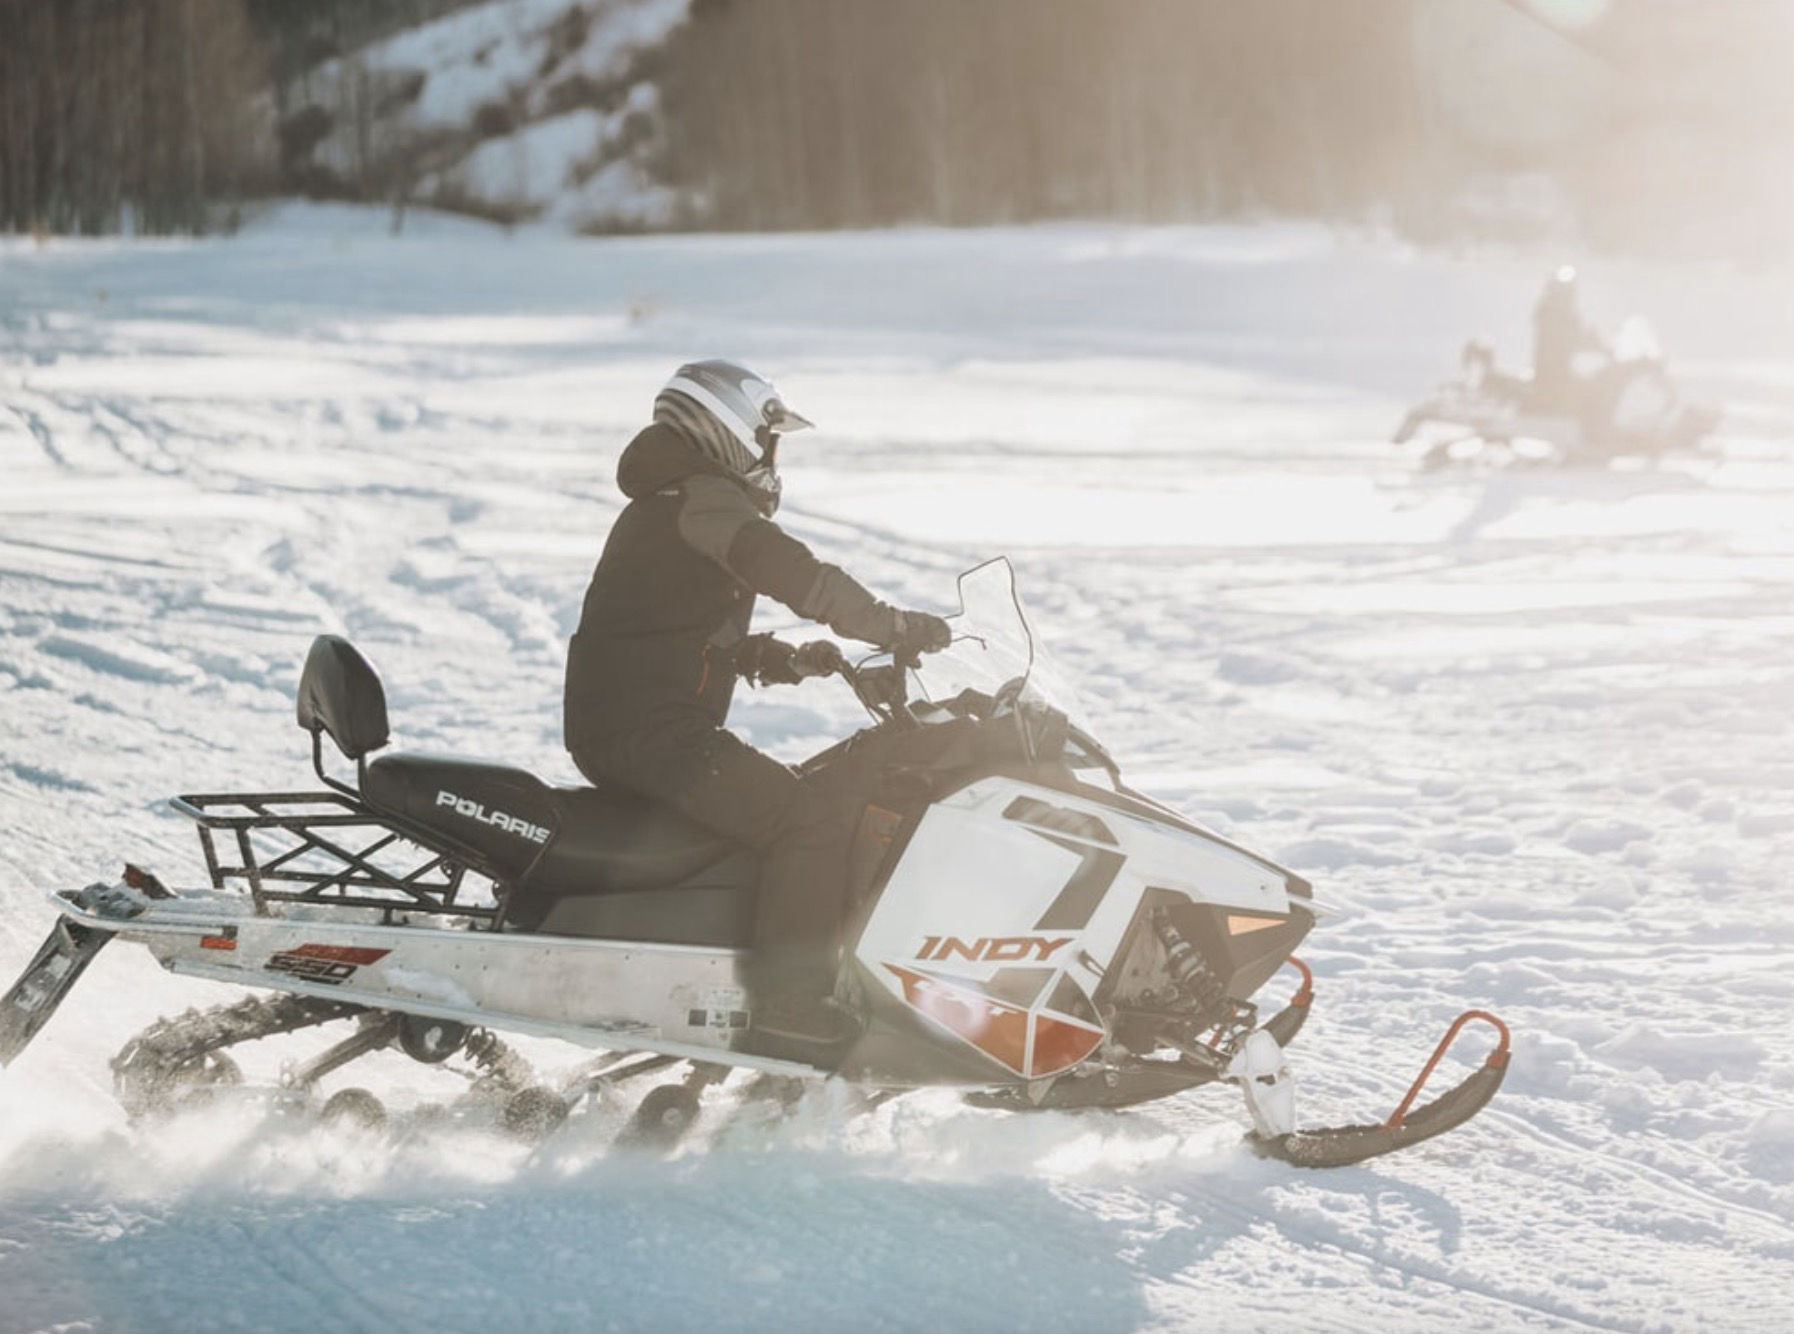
[
  {"left": 914, "top": 557, "right": 1088, "bottom": 728},
  {"left": 1609, "top": 316, "right": 1661, "bottom": 363}
]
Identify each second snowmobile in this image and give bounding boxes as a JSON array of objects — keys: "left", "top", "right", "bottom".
[
  {"left": 1, "top": 560, "right": 1508, "bottom": 1165},
  {"left": 1394, "top": 320, "right": 1719, "bottom": 468}
]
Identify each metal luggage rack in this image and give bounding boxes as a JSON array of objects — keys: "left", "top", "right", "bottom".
[{"left": 171, "top": 790, "right": 501, "bottom": 925}]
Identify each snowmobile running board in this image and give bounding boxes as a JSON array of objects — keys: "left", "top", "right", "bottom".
[{"left": 1245, "top": 1010, "right": 1511, "bottom": 1169}]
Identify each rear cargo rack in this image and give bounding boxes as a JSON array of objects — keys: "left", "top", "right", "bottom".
[{"left": 172, "top": 790, "right": 500, "bottom": 925}]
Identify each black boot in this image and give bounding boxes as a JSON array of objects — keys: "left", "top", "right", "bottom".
[
  {"left": 748, "top": 958, "right": 860, "bottom": 1065},
  {"left": 755, "top": 990, "right": 857, "bottom": 1048}
]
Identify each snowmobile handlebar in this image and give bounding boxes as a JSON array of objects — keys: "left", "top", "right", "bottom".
[{"left": 836, "top": 653, "right": 916, "bottom": 726}]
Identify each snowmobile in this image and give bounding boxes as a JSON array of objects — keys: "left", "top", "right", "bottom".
[
  {"left": 1, "top": 559, "right": 1508, "bottom": 1166},
  {"left": 1393, "top": 320, "right": 1719, "bottom": 469}
]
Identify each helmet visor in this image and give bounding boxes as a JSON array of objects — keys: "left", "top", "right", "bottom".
[{"left": 762, "top": 398, "right": 813, "bottom": 435}]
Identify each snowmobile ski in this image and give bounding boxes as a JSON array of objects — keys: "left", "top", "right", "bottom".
[{"left": 1244, "top": 1010, "right": 1510, "bottom": 1168}]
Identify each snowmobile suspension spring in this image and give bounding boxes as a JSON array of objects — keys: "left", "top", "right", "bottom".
[
  {"left": 460, "top": 1027, "right": 533, "bottom": 1095},
  {"left": 1153, "top": 912, "right": 1228, "bottom": 1017}
]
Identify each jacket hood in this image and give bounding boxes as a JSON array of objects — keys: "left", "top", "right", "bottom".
[
  {"left": 617, "top": 422, "right": 723, "bottom": 499},
  {"left": 616, "top": 421, "right": 781, "bottom": 515}
]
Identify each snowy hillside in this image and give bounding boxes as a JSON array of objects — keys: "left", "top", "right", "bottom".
[
  {"left": 2, "top": 206, "right": 1793, "bottom": 1330},
  {"left": 285, "top": 0, "right": 688, "bottom": 228}
]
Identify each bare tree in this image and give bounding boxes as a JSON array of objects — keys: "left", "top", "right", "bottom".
[
  {"left": 655, "top": 0, "right": 1421, "bottom": 231},
  {"left": 0, "top": 0, "right": 269, "bottom": 235}
]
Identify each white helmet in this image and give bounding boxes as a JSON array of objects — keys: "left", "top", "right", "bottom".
[{"left": 654, "top": 359, "right": 813, "bottom": 479}]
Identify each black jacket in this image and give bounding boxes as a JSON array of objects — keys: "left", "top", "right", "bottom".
[
  {"left": 564, "top": 423, "right": 906, "bottom": 753},
  {"left": 1532, "top": 289, "right": 1603, "bottom": 409}
]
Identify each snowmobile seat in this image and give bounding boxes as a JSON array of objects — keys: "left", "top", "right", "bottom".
[
  {"left": 360, "top": 753, "right": 754, "bottom": 946},
  {"left": 293, "top": 635, "right": 754, "bottom": 946},
  {"left": 501, "top": 846, "right": 757, "bottom": 946}
]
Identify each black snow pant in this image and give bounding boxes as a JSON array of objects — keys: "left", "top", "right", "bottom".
[
  {"left": 571, "top": 715, "right": 856, "bottom": 998},
  {"left": 1527, "top": 364, "right": 1579, "bottom": 417}
]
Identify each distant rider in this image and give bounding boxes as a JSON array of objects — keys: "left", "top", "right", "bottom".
[
  {"left": 1529, "top": 265, "right": 1606, "bottom": 416},
  {"left": 563, "top": 360, "right": 951, "bottom": 1058}
]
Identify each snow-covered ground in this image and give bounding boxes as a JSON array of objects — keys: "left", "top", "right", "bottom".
[{"left": 2, "top": 204, "right": 1793, "bottom": 1331}]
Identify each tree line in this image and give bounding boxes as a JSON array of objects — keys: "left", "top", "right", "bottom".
[
  {"left": 0, "top": 0, "right": 268, "bottom": 234},
  {"left": 1, "top": 0, "right": 1787, "bottom": 258},
  {"left": 655, "top": 0, "right": 1421, "bottom": 229},
  {"left": 0, "top": 0, "right": 1441, "bottom": 237},
  {"left": 652, "top": 0, "right": 1792, "bottom": 257},
  {"left": 0, "top": 0, "right": 472, "bottom": 235}
]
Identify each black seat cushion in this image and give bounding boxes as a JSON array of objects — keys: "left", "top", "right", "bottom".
[
  {"left": 504, "top": 850, "right": 759, "bottom": 947},
  {"left": 361, "top": 752, "right": 740, "bottom": 893},
  {"left": 362, "top": 753, "right": 557, "bottom": 882},
  {"left": 537, "top": 783, "right": 740, "bottom": 893}
]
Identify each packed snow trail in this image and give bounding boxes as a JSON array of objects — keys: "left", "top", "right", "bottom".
[{"left": 2, "top": 206, "right": 1792, "bottom": 1331}]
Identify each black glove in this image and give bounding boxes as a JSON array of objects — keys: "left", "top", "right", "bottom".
[
  {"left": 790, "top": 639, "right": 846, "bottom": 679},
  {"left": 736, "top": 635, "right": 844, "bottom": 686},
  {"left": 735, "top": 634, "right": 800, "bottom": 686},
  {"left": 887, "top": 609, "right": 951, "bottom": 659}
]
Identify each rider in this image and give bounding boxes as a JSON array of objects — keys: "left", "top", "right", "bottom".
[
  {"left": 564, "top": 360, "right": 951, "bottom": 1057},
  {"left": 1530, "top": 265, "right": 1606, "bottom": 416}
]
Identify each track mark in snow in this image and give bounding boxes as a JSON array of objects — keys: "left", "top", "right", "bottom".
[
  {"left": 10, "top": 403, "right": 66, "bottom": 468},
  {"left": 1255, "top": 1189, "right": 1653, "bottom": 1334},
  {"left": 1140, "top": 1164, "right": 1636, "bottom": 1333},
  {"left": 78, "top": 396, "right": 179, "bottom": 476},
  {"left": 1, "top": 761, "right": 99, "bottom": 794},
  {"left": 37, "top": 634, "right": 199, "bottom": 686},
  {"left": 1484, "top": 1107, "right": 1794, "bottom": 1249},
  {"left": 231, "top": 1218, "right": 400, "bottom": 1334}
]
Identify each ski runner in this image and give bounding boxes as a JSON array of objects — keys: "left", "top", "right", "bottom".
[{"left": 564, "top": 360, "right": 951, "bottom": 1060}]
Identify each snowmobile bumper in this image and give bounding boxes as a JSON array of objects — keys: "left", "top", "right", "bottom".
[
  {"left": 0, "top": 867, "right": 174, "bottom": 1066},
  {"left": 0, "top": 914, "right": 113, "bottom": 1066}
]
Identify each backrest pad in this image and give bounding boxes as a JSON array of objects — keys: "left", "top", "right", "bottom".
[{"left": 296, "top": 635, "right": 390, "bottom": 760}]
